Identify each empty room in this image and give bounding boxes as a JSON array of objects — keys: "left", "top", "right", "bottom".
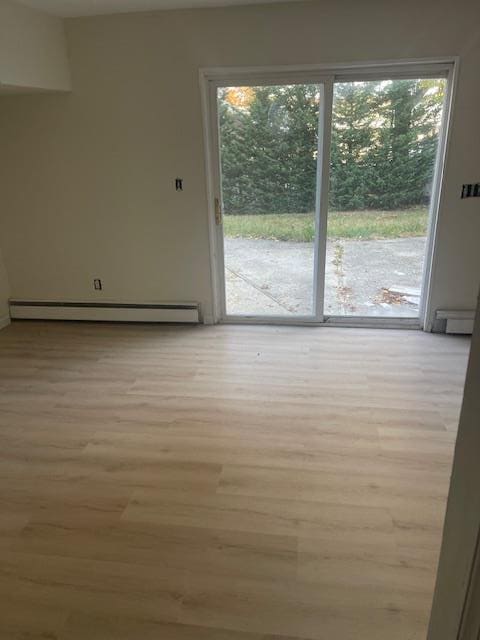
[{"left": 0, "top": 0, "right": 479, "bottom": 638}]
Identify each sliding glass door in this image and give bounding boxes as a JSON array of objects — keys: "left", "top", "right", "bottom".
[{"left": 205, "top": 66, "right": 450, "bottom": 324}]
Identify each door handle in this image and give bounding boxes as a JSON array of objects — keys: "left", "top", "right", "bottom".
[{"left": 215, "top": 197, "right": 223, "bottom": 226}]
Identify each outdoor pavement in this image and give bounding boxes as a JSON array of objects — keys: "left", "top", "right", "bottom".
[{"left": 225, "top": 236, "right": 426, "bottom": 317}]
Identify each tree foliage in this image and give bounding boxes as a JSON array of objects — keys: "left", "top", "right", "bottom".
[{"left": 219, "top": 79, "right": 445, "bottom": 213}]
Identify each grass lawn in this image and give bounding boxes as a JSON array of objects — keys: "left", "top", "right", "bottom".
[{"left": 223, "top": 208, "right": 428, "bottom": 242}]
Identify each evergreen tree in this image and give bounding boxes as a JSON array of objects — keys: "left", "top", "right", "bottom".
[
  {"left": 274, "top": 84, "right": 319, "bottom": 213},
  {"left": 218, "top": 78, "right": 446, "bottom": 215},
  {"left": 219, "top": 85, "right": 320, "bottom": 214},
  {"left": 218, "top": 88, "right": 252, "bottom": 213},
  {"left": 367, "top": 79, "right": 445, "bottom": 209},
  {"left": 329, "top": 82, "right": 380, "bottom": 210}
]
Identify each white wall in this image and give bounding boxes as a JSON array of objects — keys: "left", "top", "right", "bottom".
[
  {"left": 0, "top": 247, "right": 11, "bottom": 326},
  {"left": 427, "top": 293, "right": 480, "bottom": 638},
  {"left": 0, "top": 0, "right": 70, "bottom": 91},
  {"left": 0, "top": 0, "right": 478, "bottom": 321}
]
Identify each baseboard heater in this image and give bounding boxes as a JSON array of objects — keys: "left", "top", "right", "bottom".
[
  {"left": 9, "top": 300, "right": 200, "bottom": 323},
  {"left": 435, "top": 309, "right": 475, "bottom": 335}
]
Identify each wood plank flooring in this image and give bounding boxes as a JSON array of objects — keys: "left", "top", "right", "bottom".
[{"left": 0, "top": 321, "right": 470, "bottom": 640}]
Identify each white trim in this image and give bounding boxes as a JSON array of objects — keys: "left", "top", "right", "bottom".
[
  {"left": 211, "top": 81, "right": 228, "bottom": 321},
  {"left": 436, "top": 309, "right": 475, "bottom": 320},
  {"left": 221, "top": 315, "right": 420, "bottom": 330},
  {"left": 324, "top": 316, "right": 420, "bottom": 330},
  {"left": 436, "top": 309, "right": 475, "bottom": 334},
  {"left": 313, "top": 80, "right": 334, "bottom": 321},
  {"left": 419, "top": 60, "right": 459, "bottom": 331},
  {"left": 200, "top": 58, "right": 454, "bottom": 83},
  {"left": 223, "top": 315, "right": 321, "bottom": 326},
  {"left": 0, "top": 314, "right": 11, "bottom": 330},
  {"left": 200, "top": 72, "right": 222, "bottom": 324},
  {"left": 200, "top": 75, "right": 230, "bottom": 323},
  {"left": 9, "top": 302, "right": 199, "bottom": 323}
]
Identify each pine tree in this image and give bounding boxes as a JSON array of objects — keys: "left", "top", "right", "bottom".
[
  {"left": 218, "top": 88, "right": 252, "bottom": 213},
  {"left": 368, "top": 79, "right": 445, "bottom": 209},
  {"left": 329, "top": 82, "right": 380, "bottom": 210},
  {"left": 218, "top": 79, "right": 446, "bottom": 215},
  {"left": 274, "top": 84, "right": 319, "bottom": 213},
  {"left": 219, "top": 84, "right": 320, "bottom": 214}
]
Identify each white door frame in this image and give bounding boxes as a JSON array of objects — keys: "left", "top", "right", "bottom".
[{"left": 200, "top": 58, "right": 457, "bottom": 328}]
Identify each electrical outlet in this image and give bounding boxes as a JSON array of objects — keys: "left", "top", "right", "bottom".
[
  {"left": 93, "top": 279, "right": 102, "bottom": 291},
  {"left": 175, "top": 178, "right": 183, "bottom": 191},
  {"left": 461, "top": 183, "right": 480, "bottom": 198}
]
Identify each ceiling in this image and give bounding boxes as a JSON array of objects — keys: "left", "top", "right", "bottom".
[{"left": 17, "top": 0, "right": 306, "bottom": 17}]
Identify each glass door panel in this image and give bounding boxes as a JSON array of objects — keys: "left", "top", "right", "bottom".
[
  {"left": 217, "top": 83, "right": 323, "bottom": 318},
  {"left": 324, "top": 78, "right": 447, "bottom": 318}
]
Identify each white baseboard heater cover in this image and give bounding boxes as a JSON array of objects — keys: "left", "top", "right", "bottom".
[
  {"left": 436, "top": 309, "right": 475, "bottom": 335},
  {"left": 9, "top": 301, "right": 199, "bottom": 323}
]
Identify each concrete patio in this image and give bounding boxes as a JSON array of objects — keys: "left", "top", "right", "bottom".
[{"left": 225, "top": 236, "right": 426, "bottom": 317}]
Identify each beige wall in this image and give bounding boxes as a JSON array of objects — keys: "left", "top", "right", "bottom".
[
  {"left": 0, "top": 0, "right": 478, "bottom": 321},
  {"left": 0, "top": 0, "right": 70, "bottom": 91},
  {"left": 0, "top": 247, "right": 10, "bottom": 323}
]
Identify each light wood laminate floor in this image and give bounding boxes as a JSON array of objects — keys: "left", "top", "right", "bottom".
[{"left": 0, "top": 321, "right": 471, "bottom": 640}]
